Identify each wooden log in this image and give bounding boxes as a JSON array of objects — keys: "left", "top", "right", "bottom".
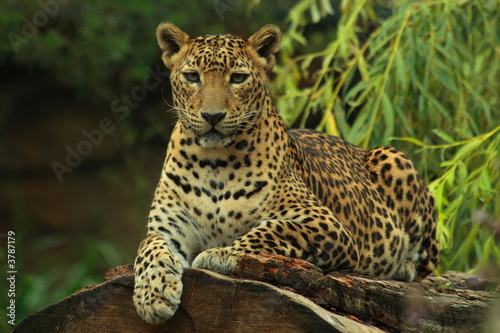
[
  {"left": 14, "top": 255, "right": 499, "bottom": 332},
  {"left": 234, "top": 254, "right": 500, "bottom": 332},
  {"left": 14, "top": 263, "right": 385, "bottom": 333}
]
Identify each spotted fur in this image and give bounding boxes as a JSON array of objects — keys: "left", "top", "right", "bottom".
[{"left": 133, "top": 22, "right": 439, "bottom": 324}]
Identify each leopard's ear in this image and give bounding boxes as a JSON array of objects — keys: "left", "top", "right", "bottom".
[
  {"left": 156, "top": 22, "right": 190, "bottom": 70},
  {"left": 247, "top": 24, "right": 281, "bottom": 73}
]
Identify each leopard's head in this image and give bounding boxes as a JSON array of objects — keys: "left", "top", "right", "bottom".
[{"left": 157, "top": 22, "right": 281, "bottom": 148}]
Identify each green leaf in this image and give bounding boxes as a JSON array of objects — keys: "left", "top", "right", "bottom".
[
  {"left": 394, "top": 136, "right": 426, "bottom": 146},
  {"left": 381, "top": 91, "right": 395, "bottom": 142},
  {"left": 319, "top": 0, "right": 335, "bottom": 15},
  {"left": 431, "top": 65, "right": 459, "bottom": 94},
  {"left": 478, "top": 169, "right": 493, "bottom": 193},
  {"left": 393, "top": 49, "right": 407, "bottom": 90},
  {"left": 451, "top": 140, "right": 482, "bottom": 163},
  {"left": 445, "top": 164, "right": 456, "bottom": 188},
  {"left": 415, "top": 81, "right": 453, "bottom": 122},
  {"left": 310, "top": 2, "right": 321, "bottom": 23},
  {"left": 289, "top": 31, "right": 308, "bottom": 46},
  {"left": 344, "top": 77, "right": 379, "bottom": 105},
  {"left": 432, "top": 129, "right": 455, "bottom": 144}
]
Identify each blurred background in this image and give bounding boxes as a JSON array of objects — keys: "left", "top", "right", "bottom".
[{"left": 1, "top": 0, "right": 499, "bottom": 328}]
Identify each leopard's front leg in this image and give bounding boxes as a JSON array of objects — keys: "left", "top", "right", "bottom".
[
  {"left": 193, "top": 215, "right": 359, "bottom": 274},
  {"left": 133, "top": 234, "right": 190, "bottom": 324}
]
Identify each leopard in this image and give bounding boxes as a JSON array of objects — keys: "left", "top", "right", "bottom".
[{"left": 133, "top": 22, "right": 439, "bottom": 324}]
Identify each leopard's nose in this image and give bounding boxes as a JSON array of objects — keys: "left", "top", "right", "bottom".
[{"left": 201, "top": 112, "right": 226, "bottom": 125}]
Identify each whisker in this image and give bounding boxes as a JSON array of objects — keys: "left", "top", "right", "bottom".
[{"left": 161, "top": 85, "right": 174, "bottom": 108}]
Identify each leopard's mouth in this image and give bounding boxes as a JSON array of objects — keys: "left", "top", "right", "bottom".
[{"left": 198, "top": 128, "right": 232, "bottom": 148}]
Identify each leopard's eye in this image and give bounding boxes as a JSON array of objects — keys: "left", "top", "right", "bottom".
[
  {"left": 183, "top": 72, "right": 200, "bottom": 83},
  {"left": 230, "top": 73, "right": 249, "bottom": 84}
]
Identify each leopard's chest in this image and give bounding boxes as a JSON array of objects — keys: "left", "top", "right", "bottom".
[{"left": 163, "top": 156, "right": 273, "bottom": 248}]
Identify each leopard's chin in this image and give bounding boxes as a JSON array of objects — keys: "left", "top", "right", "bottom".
[{"left": 198, "top": 129, "right": 232, "bottom": 148}]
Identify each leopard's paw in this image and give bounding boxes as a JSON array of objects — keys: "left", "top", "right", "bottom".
[
  {"left": 133, "top": 258, "right": 183, "bottom": 324},
  {"left": 192, "top": 247, "right": 243, "bottom": 274}
]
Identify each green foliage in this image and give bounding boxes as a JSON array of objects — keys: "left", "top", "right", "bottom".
[
  {"left": 415, "top": 126, "right": 500, "bottom": 274},
  {"left": 0, "top": 0, "right": 286, "bottom": 101},
  {"left": 1, "top": 0, "right": 158, "bottom": 99},
  {"left": 1, "top": 182, "right": 127, "bottom": 328},
  {"left": 275, "top": 0, "right": 500, "bottom": 274},
  {"left": 16, "top": 236, "right": 126, "bottom": 322}
]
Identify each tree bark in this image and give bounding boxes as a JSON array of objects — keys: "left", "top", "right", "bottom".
[{"left": 14, "top": 255, "right": 499, "bottom": 333}]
